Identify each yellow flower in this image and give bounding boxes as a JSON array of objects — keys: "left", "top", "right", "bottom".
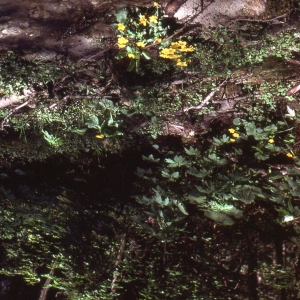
[
  {"left": 96, "top": 134, "right": 105, "bottom": 139},
  {"left": 139, "top": 15, "right": 148, "bottom": 26},
  {"left": 228, "top": 128, "right": 235, "bottom": 134},
  {"left": 160, "top": 53, "right": 181, "bottom": 59},
  {"left": 136, "top": 41, "right": 145, "bottom": 47},
  {"left": 176, "top": 60, "right": 187, "bottom": 67},
  {"left": 117, "top": 23, "right": 125, "bottom": 31},
  {"left": 230, "top": 138, "right": 236, "bottom": 143},
  {"left": 117, "top": 37, "right": 128, "bottom": 48},
  {"left": 149, "top": 15, "right": 158, "bottom": 23},
  {"left": 233, "top": 133, "right": 239, "bottom": 138},
  {"left": 128, "top": 53, "right": 135, "bottom": 58},
  {"left": 155, "top": 37, "right": 162, "bottom": 43},
  {"left": 286, "top": 153, "right": 297, "bottom": 158},
  {"left": 180, "top": 46, "right": 195, "bottom": 52},
  {"left": 153, "top": 2, "right": 160, "bottom": 7},
  {"left": 171, "top": 41, "right": 186, "bottom": 49},
  {"left": 159, "top": 48, "right": 181, "bottom": 59},
  {"left": 161, "top": 48, "right": 175, "bottom": 54},
  {"left": 268, "top": 138, "right": 274, "bottom": 144}
]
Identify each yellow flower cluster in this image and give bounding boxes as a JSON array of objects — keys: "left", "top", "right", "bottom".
[
  {"left": 159, "top": 40, "right": 194, "bottom": 66},
  {"left": 118, "top": 37, "right": 128, "bottom": 48},
  {"left": 139, "top": 15, "right": 148, "bottom": 26},
  {"left": 228, "top": 128, "right": 239, "bottom": 142},
  {"left": 170, "top": 41, "right": 194, "bottom": 52},
  {"left": 176, "top": 60, "right": 187, "bottom": 67},
  {"left": 153, "top": 2, "right": 160, "bottom": 7},
  {"left": 160, "top": 48, "right": 181, "bottom": 59},
  {"left": 139, "top": 14, "right": 158, "bottom": 26},
  {"left": 128, "top": 53, "right": 135, "bottom": 58},
  {"left": 286, "top": 153, "right": 297, "bottom": 158},
  {"left": 268, "top": 138, "right": 274, "bottom": 144}
]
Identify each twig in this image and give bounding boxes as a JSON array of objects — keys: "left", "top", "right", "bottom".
[
  {"left": 145, "top": 2, "right": 205, "bottom": 50},
  {"left": 0, "top": 100, "right": 30, "bottom": 131},
  {"left": 232, "top": 12, "right": 289, "bottom": 24},
  {"left": 183, "top": 78, "right": 229, "bottom": 112},
  {"left": 77, "top": 44, "right": 115, "bottom": 63}
]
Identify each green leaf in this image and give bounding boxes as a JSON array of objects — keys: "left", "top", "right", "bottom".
[
  {"left": 173, "top": 200, "right": 188, "bottom": 215},
  {"left": 254, "top": 151, "right": 270, "bottom": 161},
  {"left": 213, "top": 134, "right": 229, "bottom": 146},
  {"left": 142, "top": 154, "right": 160, "bottom": 162},
  {"left": 154, "top": 193, "right": 163, "bottom": 205},
  {"left": 99, "top": 99, "right": 114, "bottom": 109},
  {"left": 286, "top": 168, "right": 300, "bottom": 176},
  {"left": 245, "top": 122, "right": 256, "bottom": 136},
  {"left": 187, "top": 192, "right": 206, "bottom": 204},
  {"left": 114, "top": 8, "right": 128, "bottom": 23},
  {"left": 127, "top": 59, "right": 136, "bottom": 72},
  {"left": 264, "top": 124, "right": 277, "bottom": 133},
  {"left": 126, "top": 45, "right": 133, "bottom": 53},
  {"left": 141, "top": 51, "right": 151, "bottom": 60},
  {"left": 204, "top": 211, "right": 234, "bottom": 225},
  {"left": 86, "top": 115, "right": 99, "bottom": 129},
  {"left": 231, "top": 185, "right": 263, "bottom": 204},
  {"left": 115, "top": 51, "right": 127, "bottom": 60},
  {"left": 187, "top": 167, "right": 209, "bottom": 178},
  {"left": 184, "top": 146, "right": 200, "bottom": 156},
  {"left": 233, "top": 118, "right": 242, "bottom": 125},
  {"left": 205, "top": 153, "right": 227, "bottom": 165},
  {"left": 165, "top": 155, "right": 189, "bottom": 167},
  {"left": 221, "top": 206, "right": 243, "bottom": 218},
  {"left": 161, "top": 169, "right": 179, "bottom": 181},
  {"left": 67, "top": 128, "right": 87, "bottom": 135},
  {"left": 136, "top": 167, "right": 153, "bottom": 177}
]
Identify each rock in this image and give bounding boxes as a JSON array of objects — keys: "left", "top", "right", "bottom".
[{"left": 173, "top": 0, "right": 266, "bottom": 27}]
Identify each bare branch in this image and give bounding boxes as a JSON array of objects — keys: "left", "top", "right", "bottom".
[
  {"left": 183, "top": 78, "right": 229, "bottom": 112},
  {"left": 38, "top": 267, "right": 55, "bottom": 300},
  {"left": 0, "top": 100, "right": 30, "bottom": 131},
  {"left": 111, "top": 234, "right": 126, "bottom": 294}
]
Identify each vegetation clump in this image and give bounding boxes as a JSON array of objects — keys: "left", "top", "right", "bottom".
[{"left": 1, "top": 1, "right": 300, "bottom": 299}]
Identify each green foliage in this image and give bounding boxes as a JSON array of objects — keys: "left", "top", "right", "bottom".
[
  {"left": 2, "top": 3, "right": 300, "bottom": 299},
  {"left": 42, "top": 130, "right": 63, "bottom": 147},
  {"left": 113, "top": 3, "right": 194, "bottom": 72}
]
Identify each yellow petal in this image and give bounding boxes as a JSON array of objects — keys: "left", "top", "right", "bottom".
[
  {"left": 136, "top": 41, "right": 145, "bottom": 47},
  {"left": 117, "top": 23, "right": 126, "bottom": 31}
]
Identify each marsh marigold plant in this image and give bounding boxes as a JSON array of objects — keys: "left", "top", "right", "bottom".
[{"left": 114, "top": 2, "right": 194, "bottom": 71}]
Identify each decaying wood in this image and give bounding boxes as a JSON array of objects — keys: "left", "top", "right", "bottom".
[
  {"left": 0, "top": 94, "right": 24, "bottom": 109},
  {"left": 0, "top": 89, "right": 34, "bottom": 109}
]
